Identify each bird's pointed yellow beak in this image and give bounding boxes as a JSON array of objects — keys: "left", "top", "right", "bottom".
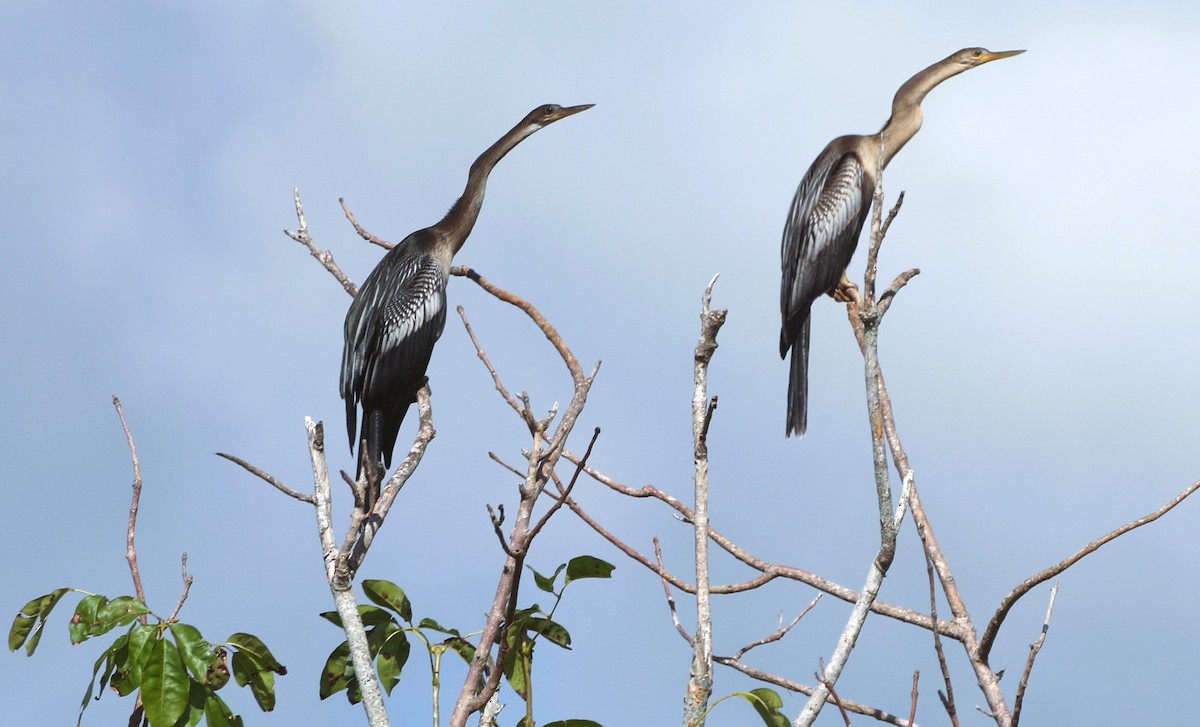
[
  {"left": 980, "top": 49, "right": 1025, "bottom": 63},
  {"left": 548, "top": 104, "right": 594, "bottom": 122}
]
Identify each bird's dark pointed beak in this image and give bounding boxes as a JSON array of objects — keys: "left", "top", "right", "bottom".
[
  {"left": 980, "top": 49, "right": 1025, "bottom": 63},
  {"left": 548, "top": 103, "right": 594, "bottom": 122}
]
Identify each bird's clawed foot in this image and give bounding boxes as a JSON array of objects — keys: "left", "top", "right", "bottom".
[{"left": 829, "top": 275, "right": 861, "bottom": 304}]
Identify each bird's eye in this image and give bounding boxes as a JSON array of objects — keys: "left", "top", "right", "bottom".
[
  {"left": 973, "top": 49, "right": 984, "bottom": 57},
  {"left": 544, "top": 104, "right": 559, "bottom": 115}
]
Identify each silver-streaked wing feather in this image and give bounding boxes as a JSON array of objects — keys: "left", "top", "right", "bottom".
[
  {"left": 341, "top": 235, "right": 449, "bottom": 456},
  {"left": 780, "top": 146, "right": 873, "bottom": 348}
]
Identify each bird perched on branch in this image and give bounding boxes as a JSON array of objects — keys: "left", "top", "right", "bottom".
[
  {"left": 341, "top": 103, "right": 593, "bottom": 483},
  {"left": 779, "top": 47, "right": 1023, "bottom": 437}
]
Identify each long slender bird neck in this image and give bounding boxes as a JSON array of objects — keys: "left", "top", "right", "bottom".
[
  {"left": 432, "top": 120, "right": 542, "bottom": 257},
  {"left": 877, "top": 55, "right": 970, "bottom": 169}
]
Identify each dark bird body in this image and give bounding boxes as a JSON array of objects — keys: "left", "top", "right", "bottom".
[
  {"left": 341, "top": 103, "right": 592, "bottom": 480},
  {"left": 780, "top": 47, "right": 1023, "bottom": 437}
]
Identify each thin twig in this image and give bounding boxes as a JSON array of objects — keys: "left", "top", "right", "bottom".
[
  {"left": 715, "top": 657, "right": 919, "bottom": 727},
  {"left": 728, "top": 596, "right": 821, "bottom": 660},
  {"left": 284, "top": 188, "right": 358, "bottom": 297},
  {"left": 1010, "top": 582, "right": 1059, "bottom": 727},
  {"left": 979, "top": 479, "right": 1200, "bottom": 662},
  {"left": 215, "top": 452, "right": 316, "bottom": 504},
  {"left": 488, "top": 452, "right": 524, "bottom": 478},
  {"left": 908, "top": 671, "right": 919, "bottom": 727},
  {"left": 452, "top": 266, "right": 584, "bottom": 383},
  {"left": 654, "top": 537, "right": 693, "bottom": 645},
  {"left": 925, "top": 548, "right": 959, "bottom": 726},
  {"left": 168, "top": 554, "right": 194, "bottom": 622},
  {"left": 557, "top": 467, "right": 964, "bottom": 637},
  {"left": 528, "top": 428, "right": 600, "bottom": 540},
  {"left": 458, "top": 305, "right": 525, "bottom": 416},
  {"left": 815, "top": 659, "right": 854, "bottom": 727},
  {"left": 339, "top": 197, "right": 392, "bottom": 249},
  {"left": 112, "top": 396, "right": 147, "bottom": 616}
]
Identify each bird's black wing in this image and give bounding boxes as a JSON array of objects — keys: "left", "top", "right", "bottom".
[
  {"left": 341, "top": 236, "right": 449, "bottom": 469},
  {"left": 779, "top": 142, "right": 874, "bottom": 437},
  {"left": 780, "top": 144, "right": 873, "bottom": 354}
]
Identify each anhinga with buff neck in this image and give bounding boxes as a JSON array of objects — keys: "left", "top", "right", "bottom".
[
  {"left": 780, "top": 47, "right": 1023, "bottom": 437},
  {"left": 342, "top": 103, "right": 592, "bottom": 481}
]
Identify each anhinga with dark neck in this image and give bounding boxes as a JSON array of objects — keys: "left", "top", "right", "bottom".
[
  {"left": 342, "top": 103, "right": 592, "bottom": 481},
  {"left": 780, "top": 47, "right": 1023, "bottom": 437}
]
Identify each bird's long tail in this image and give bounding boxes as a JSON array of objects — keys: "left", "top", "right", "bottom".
[
  {"left": 355, "top": 405, "right": 410, "bottom": 485},
  {"left": 786, "top": 316, "right": 810, "bottom": 438},
  {"left": 355, "top": 409, "right": 385, "bottom": 485}
]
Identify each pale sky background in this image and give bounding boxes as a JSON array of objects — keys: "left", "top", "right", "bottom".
[{"left": 3, "top": 3, "right": 1198, "bottom": 726}]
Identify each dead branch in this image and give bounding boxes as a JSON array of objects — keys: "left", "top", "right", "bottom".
[
  {"left": 215, "top": 452, "right": 316, "bottom": 504},
  {"left": 925, "top": 548, "right": 959, "bottom": 726},
  {"left": 683, "top": 275, "right": 725, "bottom": 726},
  {"left": 978, "top": 479, "right": 1200, "bottom": 662},
  {"left": 112, "top": 396, "right": 147, "bottom": 616},
  {"left": 167, "top": 554, "right": 194, "bottom": 622},
  {"left": 284, "top": 188, "right": 357, "bottom": 297},
  {"left": 339, "top": 197, "right": 392, "bottom": 249},
  {"left": 1009, "top": 582, "right": 1058, "bottom": 727}
]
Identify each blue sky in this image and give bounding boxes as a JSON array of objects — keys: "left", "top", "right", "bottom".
[{"left": 3, "top": 2, "right": 1198, "bottom": 725}]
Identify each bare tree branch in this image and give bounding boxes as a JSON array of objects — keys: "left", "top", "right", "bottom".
[
  {"left": 655, "top": 537, "right": 693, "bottom": 645},
  {"left": 167, "top": 553, "right": 194, "bottom": 622},
  {"left": 978, "top": 479, "right": 1200, "bottom": 662},
  {"left": 215, "top": 452, "right": 316, "bottom": 504},
  {"left": 925, "top": 548, "right": 959, "bottom": 727},
  {"left": 1010, "top": 582, "right": 1059, "bottom": 727},
  {"left": 908, "top": 671, "right": 920, "bottom": 727},
  {"left": 112, "top": 395, "right": 147, "bottom": 617},
  {"left": 717, "top": 657, "right": 919, "bottom": 726},
  {"left": 339, "top": 197, "right": 392, "bottom": 249},
  {"left": 683, "top": 275, "right": 725, "bottom": 726},
  {"left": 284, "top": 188, "right": 358, "bottom": 296},
  {"left": 727, "top": 597, "right": 820, "bottom": 661}
]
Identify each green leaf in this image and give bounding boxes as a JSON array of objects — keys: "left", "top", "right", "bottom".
[
  {"left": 205, "top": 647, "right": 231, "bottom": 691},
  {"left": 564, "top": 556, "right": 615, "bottom": 585},
  {"left": 17, "top": 589, "right": 71, "bottom": 619},
  {"left": 248, "top": 669, "right": 276, "bottom": 712},
  {"left": 225, "top": 632, "right": 286, "bottom": 675},
  {"left": 140, "top": 637, "right": 190, "bottom": 727},
  {"left": 230, "top": 651, "right": 252, "bottom": 688},
  {"left": 530, "top": 563, "right": 567, "bottom": 594},
  {"left": 97, "top": 595, "right": 151, "bottom": 628},
  {"left": 376, "top": 629, "right": 410, "bottom": 695},
  {"left": 739, "top": 688, "right": 789, "bottom": 727},
  {"left": 204, "top": 693, "right": 243, "bottom": 727},
  {"left": 114, "top": 623, "right": 157, "bottom": 696},
  {"left": 68, "top": 594, "right": 105, "bottom": 645},
  {"left": 362, "top": 580, "right": 413, "bottom": 622},
  {"left": 365, "top": 621, "right": 398, "bottom": 658},
  {"left": 170, "top": 623, "right": 216, "bottom": 682},
  {"left": 179, "top": 679, "right": 208, "bottom": 727},
  {"left": 97, "top": 632, "right": 128, "bottom": 696},
  {"left": 502, "top": 629, "right": 531, "bottom": 700},
  {"left": 544, "top": 721, "right": 605, "bottom": 727},
  {"left": 417, "top": 618, "right": 461, "bottom": 636},
  {"left": 76, "top": 637, "right": 122, "bottom": 724},
  {"left": 318, "top": 605, "right": 396, "bottom": 628},
  {"left": 524, "top": 617, "right": 571, "bottom": 649},
  {"left": 11, "top": 588, "right": 70, "bottom": 655},
  {"left": 318, "top": 641, "right": 352, "bottom": 700},
  {"left": 443, "top": 636, "right": 475, "bottom": 665},
  {"left": 8, "top": 615, "right": 35, "bottom": 652}
]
